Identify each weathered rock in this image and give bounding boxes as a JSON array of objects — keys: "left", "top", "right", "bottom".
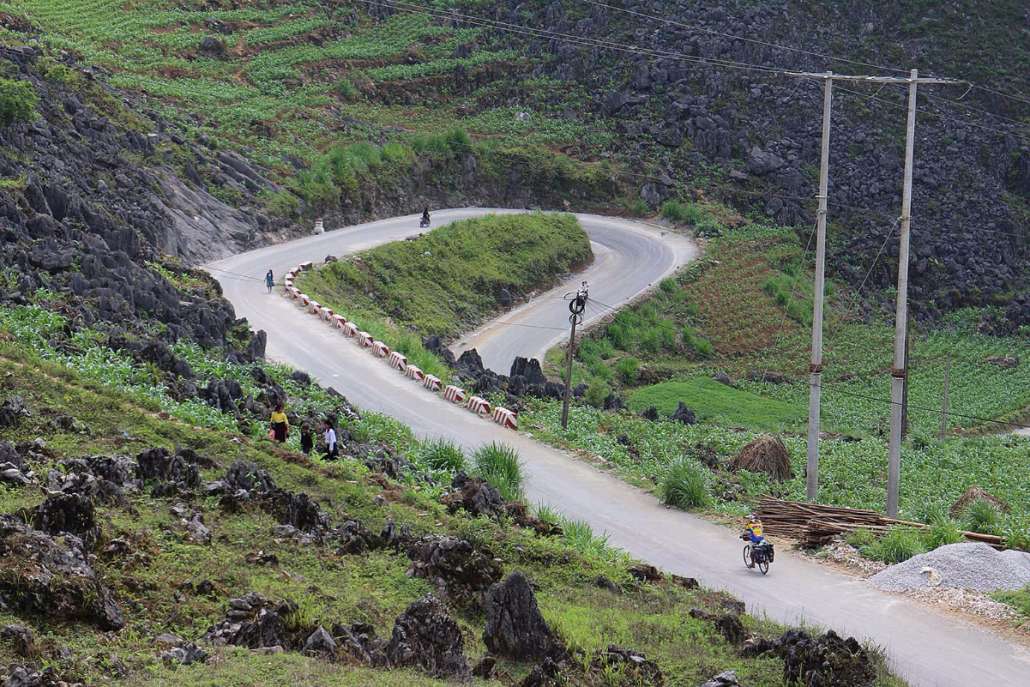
[
  {"left": 519, "top": 656, "right": 564, "bottom": 687},
  {"left": 441, "top": 472, "right": 506, "bottom": 519},
  {"left": 690, "top": 608, "right": 746, "bottom": 645},
  {"left": 136, "top": 447, "right": 201, "bottom": 495},
  {"left": 775, "top": 629, "right": 875, "bottom": 686},
  {"left": 302, "top": 626, "right": 338, "bottom": 658},
  {"left": 330, "top": 622, "right": 386, "bottom": 666},
  {"left": 198, "top": 35, "right": 226, "bottom": 58},
  {"left": 628, "top": 563, "right": 663, "bottom": 583},
  {"left": 32, "top": 493, "right": 101, "bottom": 551},
  {"left": 204, "top": 593, "right": 299, "bottom": 650},
  {"left": 1, "top": 624, "right": 37, "bottom": 658},
  {"left": 0, "top": 515, "right": 124, "bottom": 630},
  {"left": 405, "top": 535, "right": 503, "bottom": 604},
  {"left": 591, "top": 645, "right": 664, "bottom": 686},
  {"left": 385, "top": 595, "right": 470, "bottom": 681},
  {"left": 510, "top": 357, "right": 548, "bottom": 386},
  {"left": 160, "top": 642, "right": 208, "bottom": 666},
  {"left": 699, "top": 670, "right": 741, "bottom": 687},
  {"left": 640, "top": 406, "right": 660, "bottom": 421},
  {"left": 670, "top": 401, "right": 697, "bottom": 425},
  {"left": 484, "top": 572, "right": 562, "bottom": 660},
  {"left": 0, "top": 396, "right": 29, "bottom": 428},
  {"left": 713, "top": 371, "right": 734, "bottom": 386},
  {"left": 455, "top": 349, "right": 486, "bottom": 378},
  {"left": 2, "top": 666, "right": 83, "bottom": 687}
]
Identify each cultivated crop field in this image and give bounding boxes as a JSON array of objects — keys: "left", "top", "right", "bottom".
[
  {"left": 529, "top": 216, "right": 1029, "bottom": 540},
  {"left": 0, "top": 0, "right": 598, "bottom": 177}
]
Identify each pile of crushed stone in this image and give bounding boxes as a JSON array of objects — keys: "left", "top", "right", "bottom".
[{"left": 870, "top": 543, "right": 1030, "bottom": 593}]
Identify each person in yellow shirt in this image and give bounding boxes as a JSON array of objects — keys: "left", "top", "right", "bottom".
[
  {"left": 269, "top": 403, "right": 289, "bottom": 443},
  {"left": 743, "top": 514, "right": 765, "bottom": 545}
]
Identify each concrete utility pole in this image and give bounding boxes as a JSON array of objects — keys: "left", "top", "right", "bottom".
[
  {"left": 805, "top": 72, "right": 833, "bottom": 502},
  {"left": 786, "top": 69, "right": 961, "bottom": 511},
  {"left": 561, "top": 282, "right": 588, "bottom": 430}
]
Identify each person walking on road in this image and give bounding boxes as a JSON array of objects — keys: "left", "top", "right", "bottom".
[
  {"left": 322, "top": 418, "right": 338, "bottom": 461},
  {"left": 269, "top": 403, "right": 289, "bottom": 443},
  {"left": 265, "top": 269, "right": 274, "bottom": 293}
]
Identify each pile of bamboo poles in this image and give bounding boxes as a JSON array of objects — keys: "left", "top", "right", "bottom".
[{"left": 755, "top": 497, "right": 1005, "bottom": 549}]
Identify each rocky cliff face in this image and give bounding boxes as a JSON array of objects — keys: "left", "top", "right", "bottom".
[
  {"left": 0, "top": 46, "right": 272, "bottom": 346},
  {"left": 497, "top": 0, "right": 1028, "bottom": 320}
]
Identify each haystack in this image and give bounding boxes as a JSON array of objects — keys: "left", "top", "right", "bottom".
[
  {"left": 728, "top": 434, "right": 793, "bottom": 482},
  {"left": 948, "top": 486, "right": 1009, "bottom": 519}
]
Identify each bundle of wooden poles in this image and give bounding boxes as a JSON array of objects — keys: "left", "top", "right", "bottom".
[{"left": 755, "top": 497, "right": 1005, "bottom": 549}]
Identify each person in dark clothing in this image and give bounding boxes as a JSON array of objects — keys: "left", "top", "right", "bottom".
[
  {"left": 265, "top": 269, "right": 274, "bottom": 293},
  {"left": 420, "top": 207, "right": 430, "bottom": 226},
  {"left": 300, "top": 422, "right": 314, "bottom": 455},
  {"left": 269, "top": 403, "right": 289, "bottom": 442},
  {"left": 322, "top": 419, "right": 338, "bottom": 461}
]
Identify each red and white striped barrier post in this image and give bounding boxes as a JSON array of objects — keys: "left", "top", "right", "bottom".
[
  {"left": 332, "top": 314, "right": 347, "bottom": 328},
  {"left": 404, "top": 364, "right": 424, "bottom": 382},
  {"left": 491, "top": 406, "right": 518, "bottom": 430},
  {"left": 387, "top": 351, "right": 407, "bottom": 371},
  {"left": 341, "top": 321, "right": 358, "bottom": 337},
  {"left": 299, "top": 261, "right": 313, "bottom": 271},
  {"left": 300, "top": 294, "right": 310, "bottom": 306},
  {"left": 357, "top": 331, "right": 373, "bottom": 347},
  {"left": 465, "top": 396, "right": 492, "bottom": 416},
  {"left": 309, "top": 301, "right": 321, "bottom": 315},
  {"left": 443, "top": 385, "right": 465, "bottom": 404},
  {"left": 423, "top": 374, "right": 441, "bottom": 392},
  {"left": 288, "top": 287, "right": 300, "bottom": 299},
  {"left": 321, "top": 307, "right": 334, "bottom": 321},
  {"left": 371, "top": 340, "right": 391, "bottom": 358}
]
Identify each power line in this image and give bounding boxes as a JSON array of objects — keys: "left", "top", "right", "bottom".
[
  {"left": 582, "top": 0, "right": 910, "bottom": 76},
  {"left": 359, "top": 0, "right": 792, "bottom": 76},
  {"left": 923, "top": 93, "right": 1030, "bottom": 131}
]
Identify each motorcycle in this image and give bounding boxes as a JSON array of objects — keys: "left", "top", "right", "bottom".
[
  {"left": 419, "top": 216, "right": 431, "bottom": 228},
  {"left": 741, "top": 534, "right": 774, "bottom": 575}
]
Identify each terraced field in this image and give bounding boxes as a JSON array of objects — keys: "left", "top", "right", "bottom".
[{"left": 0, "top": 1, "right": 601, "bottom": 176}]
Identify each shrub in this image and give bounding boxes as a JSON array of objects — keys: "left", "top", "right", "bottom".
[
  {"left": 615, "top": 356, "right": 640, "bottom": 384},
  {"left": 660, "top": 200, "right": 704, "bottom": 224},
  {"left": 991, "top": 586, "right": 1030, "bottom": 620},
  {"left": 862, "top": 526, "right": 926, "bottom": 563},
  {"left": 473, "top": 442, "right": 523, "bottom": 501},
  {"left": 417, "top": 438, "right": 465, "bottom": 473},
  {"left": 658, "top": 458, "right": 711, "bottom": 510},
  {"left": 963, "top": 499, "right": 1002, "bottom": 536},
  {"left": 336, "top": 79, "right": 358, "bottom": 101},
  {"left": 846, "top": 527, "right": 878, "bottom": 549},
  {"left": 682, "top": 327, "right": 714, "bottom": 358},
  {"left": 1001, "top": 514, "right": 1030, "bottom": 552},
  {"left": 0, "top": 77, "right": 37, "bottom": 127},
  {"left": 584, "top": 379, "right": 609, "bottom": 408},
  {"left": 922, "top": 516, "right": 964, "bottom": 550}
]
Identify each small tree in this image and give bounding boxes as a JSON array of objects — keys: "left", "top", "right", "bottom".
[{"left": 0, "top": 78, "right": 37, "bottom": 127}]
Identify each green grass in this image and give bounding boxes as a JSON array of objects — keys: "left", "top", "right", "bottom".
[
  {"left": 0, "top": 329, "right": 893, "bottom": 686},
  {"left": 859, "top": 526, "right": 927, "bottom": 564},
  {"left": 295, "top": 213, "right": 590, "bottom": 378},
  {"left": 658, "top": 458, "right": 712, "bottom": 510},
  {"left": 415, "top": 438, "right": 466, "bottom": 473},
  {"left": 628, "top": 378, "right": 805, "bottom": 431},
  {"left": 472, "top": 442, "right": 524, "bottom": 502},
  {"left": 299, "top": 212, "right": 589, "bottom": 339},
  {"left": 991, "top": 586, "right": 1030, "bottom": 627}
]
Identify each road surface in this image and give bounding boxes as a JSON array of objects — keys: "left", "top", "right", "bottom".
[{"left": 208, "top": 209, "right": 1030, "bottom": 687}]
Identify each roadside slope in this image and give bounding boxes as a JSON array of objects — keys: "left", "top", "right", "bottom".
[{"left": 208, "top": 210, "right": 1030, "bottom": 687}]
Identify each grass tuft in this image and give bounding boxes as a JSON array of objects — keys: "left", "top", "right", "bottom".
[
  {"left": 472, "top": 442, "right": 523, "bottom": 501},
  {"left": 658, "top": 457, "right": 711, "bottom": 510},
  {"left": 416, "top": 438, "right": 466, "bottom": 473}
]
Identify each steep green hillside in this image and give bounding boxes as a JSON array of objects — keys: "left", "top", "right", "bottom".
[{"left": 0, "top": 331, "right": 903, "bottom": 686}]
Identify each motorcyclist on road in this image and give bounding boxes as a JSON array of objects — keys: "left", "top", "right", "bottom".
[{"left": 421, "top": 207, "right": 431, "bottom": 226}]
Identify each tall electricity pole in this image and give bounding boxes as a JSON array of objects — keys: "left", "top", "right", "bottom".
[
  {"left": 561, "top": 282, "right": 588, "bottom": 430},
  {"left": 787, "top": 70, "right": 960, "bottom": 511},
  {"left": 805, "top": 72, "right": 833, "bottom": 502}
]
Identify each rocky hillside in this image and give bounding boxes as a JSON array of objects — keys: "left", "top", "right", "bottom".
[
  {"left": 0, "top": 326, "right": 903, "bottom": 686},
  {"left": 506, "top": 0, "right": 1028, "bottom": 321}
]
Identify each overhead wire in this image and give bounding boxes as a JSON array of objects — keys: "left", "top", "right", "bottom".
[{"left": 581, "top": 0, "right": 911, "bottom": 76}]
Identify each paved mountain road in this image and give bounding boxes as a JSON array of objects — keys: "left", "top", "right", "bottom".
[{"left": 208, "top": 209, "right": 1029, "bottom": 687}]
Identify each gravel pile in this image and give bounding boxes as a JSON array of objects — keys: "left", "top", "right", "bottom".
[{"left": 870, "top": 543, "right": 1030, "bottom": 593}]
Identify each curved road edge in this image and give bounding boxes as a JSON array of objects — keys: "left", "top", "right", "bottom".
[{"left": 206, "top": 208, "right": 1030, "bottom": 687}]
